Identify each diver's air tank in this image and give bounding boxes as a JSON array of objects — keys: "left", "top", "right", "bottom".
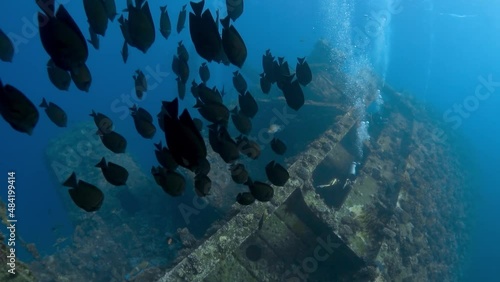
[{"left": 348, "top": 162, "right": 359, "bottom": 181}]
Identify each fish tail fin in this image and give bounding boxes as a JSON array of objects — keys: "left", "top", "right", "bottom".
[
  {"left": 221, "top": 16, "right": 230, "bottom": 28},
  {"left": 95, "top": 157, "right": 106, "bottom": 168},
  {"left": 298, "top": 57, "right": 305, "bottom": 64},
  {"left": 154, "top": 141, "right": 162, "bottom": 151},
  {"left": 244, "top": 177, "right": 253, "bottom": 186},
  {"left": 89, "top": 110, "right": 96, "bottom": 117},
  {"left": 163, "top": 98, "right": 179, "bottom": 118},
  {"left": 230, "top": 106, "right": 238, "bottom": 114},
  {"left": 160, "top": 5, "right": 166, "bottom": 13},
  {"left": 190, "top": 1, "right": 204, "bottom": 16},
  {"left": 39, "top": 98, "right": 48, "bottom": 108},
  {"left": 129, "top": 104, "right": 137, "bottom": 112},
  {"left": 193, "top": 98, "right": 203, "bottom": 108},
  {"left": 36, "top": 0, "right": 55, "bottom": 17},
  {"left": 62, "top": 172, "right": 77, "bottom": 188}
]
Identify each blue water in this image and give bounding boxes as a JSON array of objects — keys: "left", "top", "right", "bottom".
[{"left": 0, "top": 0, "right": 499, "bottom": 281}]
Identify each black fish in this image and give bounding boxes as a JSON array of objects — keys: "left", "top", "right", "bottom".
[
  {"left": 177, "top": 41, "right": 189, "bottom": 62},
  {"left": 69, "top": 63, "right": 92, "bottom": 92},
  {"left": 236, "top": 192, "right": 255, "bottom": 205},
  {"left": 102, "top": 0, "right": 118, "bottom": 22},
  {"left": 265, "top": 161, "right": 289, "bottom": 186},
  {"left": 189, "top": 0, "right": 222, "bottom": 62},
  {"left": 230, "top": 106, "right": 252, "bottom": 135},
  {"left": 37, "top": 0, "right": 88, "bottom": 71},
  {"left": 208, "top": 124, "right": 239, "bottom": 163},
  {"left": 197, "top": 84, "right": 223, "bottom": 104},
  {"left": 90, "top": 110, "right": 113, "bottom": 134},
  {"left": 232, "top": 71, "right": 247, "bottom": 94},
  {"left": 130, "top": 104, "right": 153, "bottom": 123},
  {"left": 191, "top": 80, "right": 200, "bottom": 98},
  {"left": 221, "top": 16, "right": 247, "bottom": 68},
  {"left": 152, "top": 166, "right": 185, "bottom": 197},
  {"left": 247, "top": 178, "right": 274, "bottom": 202},
  {"left": 177, "top": 4, "right": 187, "bottom": 34},
  {"left": 296, "top": 57, "right": 312, "bottom": 86},
  {"left": 276, "top": 60, "right": 291, "bottom": 90},
  {"left": 192, "top": 118, "right": 203, "bottom": 132},
  {"left": 47, "top": 59, "right": 71, "bottom": 91},
  {"left": 271, "top": 137, "right": 287, "bottom": 155},
  {"left": 127, "top": 0, "right": 155, "bottom": 53},
  {"left": 162, "top": 98, "right": 207, "bottom": 170},
  {"left": 194, "top": 174, "right": 211, "bottom": 197},
  {"left": 199, "top": 62, "right": 210, "bottom": 83},
  {"left": 118, "top": 15, "right": 132, "bottom": 45},
  {"left": 63, "top": 172, "right": 104, "bottom": 212},
  {"left": 39, "top": 98, "right": 67, "bottom": 127},
  {"left": 172, "top": 55, "right": 189, "bottom": 83},
  {"left": 236, "top": 135, "right": 260, "bottom": 160},
  {"left": 260, "top": 73, "right": 271, "bottom": 94},
  {"left": 154, "top": 141, "right": 179, "bottom": 171},
  {"left": 238, "top": 91, "right": 258, "bottom": 118},
  {"left": 262, "top": 49, "right": 274, "bottom": 78},
  {"left": 121, "top": 41, "right": 128, "bottom": 63},
  {"left": 283, "top": 77, "right": 305, "bottom": 111},
  {"left": 0, "top": 81, "right": 39, "bottom": 135},
  {"left": 83, "top": 0, "right": 108, "bottom": 36},
  {"left": 226, "top": 0, "right": 244, "bottom": 21},
  {"left": 0, "top": 29, "right": 14, "bottom": 62},
  {"left": 177, "top": 77, "right": 186, "bottom": 100},
  {"left": 135, "top": 69, "right": 148, "bottom": 91},
  {"left": 87, "top": 26, "right": 100, "bottom": 50},
  {"left": 133, "top": 69, "right": 147, "bottom": 99},
  {"left": 99, "top": 130, "right": 127, "bottom": 153},
  {"left": 160, "top": 5, "right": 171, "bottom": 40},
  {"left": 95, "top": 157, "right": 129, "bottom": 186},
  {"left": 130, "top": 105, "right": 154, "bottom": 135},
  {"left": 132, "top": 115, "right": 156, "bottom": 139},
  {"left": 192, "top": 157, "right": 210, "bottom": 176},
  {"left": 230, "top": 163, "right": 248, "bottom": 184},
  {"left": 194, "top": 99, "right": 229, "bottom": 125}
]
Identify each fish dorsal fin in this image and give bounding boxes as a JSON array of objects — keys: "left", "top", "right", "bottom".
[
  {"left": 179, "top": 109, "right": 205, "bottom": 148},
  {"left": 220, "top": 15, "right": 230, "bottom": 29},
  {"left": 207, "top": 123, "right": 218, "bottom": 132},
  {"left": 95, "top": 157, "right": 107, "bottom": 168},
  {"left": 62, "top": 172, "right": 78, "bottom": 188},
  {"left": 190, "top": 0, "right": 204, "bottom": 17},
  {"left": 39, "top": 98, "right": 49, "bottom": 108}
]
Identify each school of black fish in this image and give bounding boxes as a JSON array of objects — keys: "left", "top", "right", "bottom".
[{"left": 0, "top": 0, "right": 313, "bottom": 212}]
